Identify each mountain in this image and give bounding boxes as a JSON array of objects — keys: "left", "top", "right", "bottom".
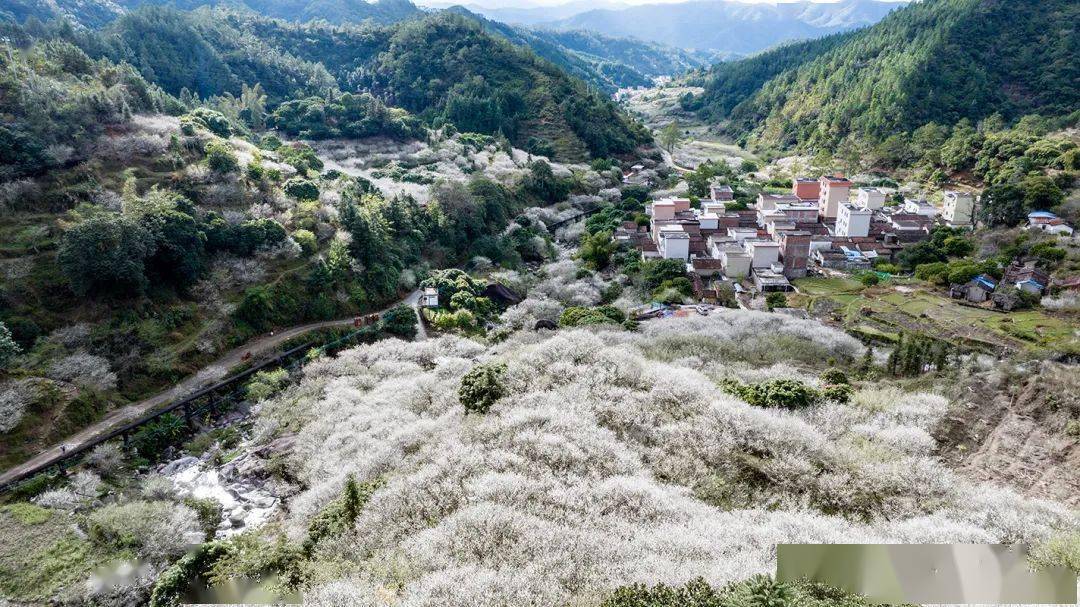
[
  {"left": 0, "top": 0, "right": 421, "bottom": 27},
  {"left": 448, "top": 7, "right": 709, "bottom": 92},
  {"left": 695, "top": 0, "right": 1080, "bottom": 152},
  {"left": 69, "top": 7, "right": 648, "bottom": 159},
  {"left": 448, "top": 0, "right": 628, "bottom": 27},
  {"left": 537, "top": 0, "right": 907, "bottom": 54}
]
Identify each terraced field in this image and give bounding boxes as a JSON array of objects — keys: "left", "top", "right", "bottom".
[{"left": 792, "top": 276, "right": 1080, "bottom": 354}]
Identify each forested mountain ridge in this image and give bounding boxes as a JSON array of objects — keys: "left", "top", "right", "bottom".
[
  {"left": 4, "top": 0, "right": 702, "bottom": 96},
  {"left": 694, "top": 0, "right": 1080, "bottom": 154},
  {"left": 29, "top": 7, "right": 648, "bottom": 160},
  {"left": 447, "top": 7, "right": 709, "bottom": 93},
  {"left": 1, "top": 0, "right": 420, "bottom": 28}
]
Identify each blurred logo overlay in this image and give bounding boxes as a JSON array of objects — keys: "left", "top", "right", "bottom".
[{"left": 777, "top": 544, "right": 1077, "bottom": 605}]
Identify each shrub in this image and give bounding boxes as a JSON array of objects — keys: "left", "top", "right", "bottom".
[
  {"left": 819, "top": 369, "right": 849, "bottom": 385},
  {"left": 204, "top": 141, "right": 239, "bottom": 174},
  {"left": 183, "top": 497, "right": 223, "bottom": 541},
  {"left": 821, "top": 383, "right": 854, "bottom": 403},
  {"left": 293, "top": 229, "right": 317, "bottom": 256},
  {"left": 85, "top": 443, "right": 125, "bottom": 477},
  {"left": 246, "top": 368, "right": 290, "bottom": 402},
  {"left": 149, "top": 541, "right": 229, "bottom": 607},
  {"left": 87, "top": 500, "right": 200, "bottom": 562},
  {"left": 184, "top": 108, "right": 231, "bottom": 137},
  {"left": 765, "top": 292, "right": 788, "bottom": 310},
  {"left": 560, "top": 305, "right": 625, "bottom": 327},
  {"left": 283, "top": 178, "right": 319, "bottom": 201},
  {"left": 381, "top": 304, "right": 418, "bottom": 339},
  {"left": 303, "top": 475, "right": 382, "bottom": 554},
  {"left": 721, "top": 378, "right": 821, "bottom": 409},
  {"left": 459, "top": 362, "right": 507, "bottom": 414}
]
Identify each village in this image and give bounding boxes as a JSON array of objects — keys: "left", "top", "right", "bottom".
[{"left": 615, "top": 174, "right": 1077, "bottom": 312}]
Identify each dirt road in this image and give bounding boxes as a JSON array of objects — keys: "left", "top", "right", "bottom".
[{"left": 0, "top": 290, "right": 422, "bottom": 484}]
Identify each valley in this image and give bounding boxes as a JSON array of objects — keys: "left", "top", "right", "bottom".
[{"left": 0, "top": 0, "right": 1078, "bottom": 605}]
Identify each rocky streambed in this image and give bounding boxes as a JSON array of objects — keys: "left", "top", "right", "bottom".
[{"left": 159, "top": 435, "right": 297, "bottom": 538}]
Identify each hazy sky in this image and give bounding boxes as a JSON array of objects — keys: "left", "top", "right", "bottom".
[{"left": 415, "top": 0, "right": 878, "bottom": 8}]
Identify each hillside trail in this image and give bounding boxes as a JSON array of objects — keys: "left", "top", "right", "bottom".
[{"left": 0, "top": 290, "right": 423, "bottom": 484}]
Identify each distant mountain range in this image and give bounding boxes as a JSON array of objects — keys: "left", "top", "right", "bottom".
[
  {"left": 448, "top": 7, "right": 712, "bottom": 91},
  {"left": 498, "top": 0, "right": 908, "bottom": 54}
]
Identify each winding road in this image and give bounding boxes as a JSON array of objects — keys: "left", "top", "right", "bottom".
[{"left": 0, "top": 290, "right": 424, "bottom": 485}]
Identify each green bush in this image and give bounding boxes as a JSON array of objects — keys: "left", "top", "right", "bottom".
[
  {"left": 58, "top": 214, "right": 152, "bottom": 297},
  {"left": 459, "top": 362, "right": 507, "bottom": 414},
  {"left": 149, "top": 542, "right": 229, "bottom": 607},
  {"left": 246, "top": 368, "right": 290, "bottom": 402},
  {"left": 381, "top": 304, "right": 418, "bottom": 339},
  {"left": 283, "top": 178, "right": 319, "bottom": 201},
  {"left": 722, "top": 378, "right": 821, "bottom": 409},
  {"left": 184, "top": 108, "right": 231, "bottom": 137},
  {"left": 293, "top": 229, "right": 317, "bottom": 256},
  {"left": 821, "top": 383, "right": 854, "bottom": 403},
  {"left": 559, "top": 305, "right": 625, "bottom": 328},
  {"left": 204, "top": 141, "right": 238, "bottom": 174},
  {"left": 303, "top": 475, "right": 382, "bottom": 554},
  {"left": 182, "top": 497, "right": 223, "bottom": 541},
  {"left": 765, "top": 292, "right": 788, "bottom": 310},
  {"left": 820, "top": 369, "right": 849, "bottom": 385}
]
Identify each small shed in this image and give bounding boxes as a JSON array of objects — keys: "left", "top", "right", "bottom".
[{"left": 421, "top": 287, "right": 439, "bottom": 308}]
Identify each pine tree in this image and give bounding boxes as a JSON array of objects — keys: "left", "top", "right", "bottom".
[{"left": 342, "top": 474, "right": 361, "bottom": 525}]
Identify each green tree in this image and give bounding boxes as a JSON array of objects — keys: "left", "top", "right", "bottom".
[
  {"left": 659, "top": 121, "right": 682, "bottom": 153},
  {"left": 0, "top": 321, "right": 21, "bottom": 370},
  {"left": 143, "top": 209, "right": 206, "bottom": 290},
  {"left": 978, "top": 183, "right": 1026, "bottom": 227},
  {"left": 239, "top": 82, "right": 267, "bottom": 129},
  {"left": 1022, "top": 174, "right": 1064, "bottom": 210},
  {"left": 519, "top": 161, "right": 569, "bottom": 203},
  {"left": 579, "top": 230, "right": 616, "bottom": 270},
  {"left": 459, "top": 362, "right": 507, "bottom": 414},
  {"left": 283, "top": 178, "right": 320, "bottom": 201},
  {"left": 58, "top": 214, "right": 152, "bottom": 297},
  {"left": 204, "top": 141, "right": 238, "bottom": 173},
  {"left": 381, "top": 304, "right": 418, "bottom": 339},
  {"left": 765, "top": 292, "right": 788, "bottom": 310}
]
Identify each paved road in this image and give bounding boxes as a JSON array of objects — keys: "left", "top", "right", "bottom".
[{"left": 0, "top": 290, "right": 422, "bottom": 484}]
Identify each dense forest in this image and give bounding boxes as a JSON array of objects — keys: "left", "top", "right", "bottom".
[
  {"left": 3, "top": 0, "right": 698, "bottom": 101},
  {"left": 1, "top": 0, "right": 419, "bottom": 28},
  {"left": 692, "top": 0, "right": 1079, "bottom": 154},
  {"left": 4, "top": 7, "right": 648, "bottom": 162}
]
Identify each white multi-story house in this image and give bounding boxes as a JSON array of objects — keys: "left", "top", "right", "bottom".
[
  {"left": 835, "top": 203, "right": 873, "bottom": 238},
  {"left": 854, "top": 187, "right": 887, "bottom": 210},
  {"left": 657, "top": 226, "right": 690, "bottom": 261}
]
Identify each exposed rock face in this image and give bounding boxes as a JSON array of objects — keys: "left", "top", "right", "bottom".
[
  {"left": 936, "top": 362, "right": 1080, "bottom": 506},
  {"left": 162, "top": 434, "right": 300, "bottom": 537}
]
